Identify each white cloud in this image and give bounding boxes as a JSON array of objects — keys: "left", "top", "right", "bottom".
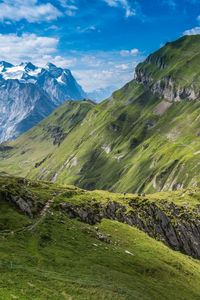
[
  {"left": 58, "top": 0, "right": 78, "bottom": 16},
  {"left": 0, "top": 33, "right": 56, "bottom": 63},
  {"left": 120, "top": 48, "right": 139, "bottom": 56},
  {"left": 103, "top": 0, "right": 136, "bottom": 18},
  {"left": 73, "top": 67, "right": 133, "bottom": 92},
  {"left": 0, "top": 33, "right": 144, "bottom": 94},
  {"left": 72, "top": 51, "right": 142, "bottom": 92},
  {"left": 81, "top": 55, "right": 102, "bottom": 67},
  {"left": 131, "top": 48, "right": 139, "bottom": 55},
  {"left": 0, "top": 33, "right": 77, "bottom": 68},
  {"left": 0, "top": 0, "right": 62, "bottom": 23},
  {"left": 77, "top": 25, "right": 96, "bottom": 33},
  {"left": 115, "top": 63, "right": 129, "bottom": 70},
  {"left": 183, "top": 27, "right": 200, "bottom": 35},
  {"left": 47, "top": 25, "right": 59, "bottom": 30}
]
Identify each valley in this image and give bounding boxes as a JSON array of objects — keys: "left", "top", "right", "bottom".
[
  {"left": 2, "top": 36, "right": 200, "bottom": 193},
  {"left": 1, "top": 33, "right": 200, "bottom": 300}
]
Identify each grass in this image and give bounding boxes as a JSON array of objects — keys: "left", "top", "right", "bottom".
[
  {"left": 1, "top": 176, "right": 200, "bottom": 299},
  {"left": 2, "top": 36, "right": 200, "bottom": 194},
  {"left": 0, "top": 100, "right": 95, "bottom": 178}
]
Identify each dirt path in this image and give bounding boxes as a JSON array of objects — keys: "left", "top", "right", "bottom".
[{"left": 29, "top": 197, "right": 55, "bottom": 231}]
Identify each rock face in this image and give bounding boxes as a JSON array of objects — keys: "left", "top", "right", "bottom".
[
  {"left": 0, "top": 61, "right": 87, "bottom": 143},
  {"left": 134, "top": 70, "right": 198, "bottom": 102},
  {"left": 5, "top": 192, "right": 37, "bottom": 218},
  {"left": 60, "top": 199, "right": 200, "bottom": 259},
  {"left": 134, "top": 36, "right": 200, "bottom": 102}
]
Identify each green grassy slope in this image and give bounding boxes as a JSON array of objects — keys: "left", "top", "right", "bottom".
[
  {"left": 0, "top": 100, "right": 95, "bottom": 177},
  {"left": 2, "top": 36, "right": 200, "bottom": 193},
  {"left": 136, "top": 34, "right": 200, "bottom": 92},
  {"left": 1, "top": 175, "right": 200, "bottom": 299},
  {"left": 28, "top": 81, "right": 200, "bottom": 193}
]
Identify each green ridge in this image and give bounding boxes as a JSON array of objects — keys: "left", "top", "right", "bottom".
[
  {"left": 0, "top": 175, "right": 200, "bottom": 299},
  {"left": 2, "top": 36, "right": 200, "bottom": 193},
  {"left": 0, "top": 99, "right": 95, "bottom": 177}
]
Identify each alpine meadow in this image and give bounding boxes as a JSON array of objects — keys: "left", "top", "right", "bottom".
[{"left": 1, "top": 1, "right": 200, "bottom": 299}]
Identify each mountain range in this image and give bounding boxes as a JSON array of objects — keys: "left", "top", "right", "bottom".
[
  {"left": 0, "top": 61, "right": 87, "bottom": 143},
  {"left": 2, "top": 35, "right": 200, "bottom": 194},
  {"left": 2, "top": 34, "right": 200, "bottom": 299}
]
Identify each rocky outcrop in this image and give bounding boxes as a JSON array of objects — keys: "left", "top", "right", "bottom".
[
  {"left": 134, "top": 70, "right": 198, "bottom": 102},
  {"left": 4, "top": 192, "right": 43, "bottom": 218},
  {"left": 60, "top": 199, "right": 200, "bottom": 259}
]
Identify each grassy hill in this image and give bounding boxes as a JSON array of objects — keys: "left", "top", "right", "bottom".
[
  {"left": 1, "top": 175, "right": 200, "bottom": 299},
  {"left": 0, "top": 99, "right": 95, "bottom": 177},
  {"left": 2, "top": 36, "right": 200, "bottom": 193},
  {"left": 136, "top": 34, "right": 200, "bottom": 93}
]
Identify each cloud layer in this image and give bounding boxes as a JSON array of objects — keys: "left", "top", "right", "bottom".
[
  {"left": 0, "top": 32, "right": 143, "bottom": 92},
  {"left": 0, "top": 0, "right": 62, "bottom": 22}
]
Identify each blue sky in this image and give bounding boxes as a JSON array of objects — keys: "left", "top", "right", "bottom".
[{"left": 0, "top": 0, "right": 199, "bottom": 92}]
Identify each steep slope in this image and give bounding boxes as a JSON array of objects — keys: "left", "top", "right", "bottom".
[
  {"left": 0, "top": 61, "right": 87, "bottom": 142},
  {"left": 135, "top": 34, "right": 200, "bottom": 101},
  {"left": 3, "top": 35, "right": 200, "bottom": 193},
  {"left": 0, "top": 100, "right": 95, "bottom": 177},
  {"left": 1, "top": 175, "right": 200, "bottom": 299}
]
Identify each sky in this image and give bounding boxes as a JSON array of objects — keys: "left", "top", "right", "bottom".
[{"left": 0, "top": 0, "right": 199, "bottom": 93}]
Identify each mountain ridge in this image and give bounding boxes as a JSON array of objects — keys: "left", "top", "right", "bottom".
[
  {"left": 2, "top": 35, "right": 200, "bottom": 193},
  {"left": 0, "top": 61, "right": 87, "bottom": 143},
  {"left": 1, "top": 175, "right": 200, "bottom": 299}
]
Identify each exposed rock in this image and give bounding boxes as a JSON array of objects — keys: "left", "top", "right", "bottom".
[
  {"left": 59, "top": 199, "right": 200, "bottom": 259},
  {"left": 97, "top": 232, "right": 110, "bottom": 243},
  {"left": 5, "top": 193, "right": 34, "bottom": 218},
  {"left": 134, "top": 69, "right": 198, "bottom": 102},
  {"left": 125, "top": 250, "right": 134, "bottom": 256},
  {"left": 3, "top": 189, "right": 44, "bottom": 218},
  {"left": 153, "top": 100, "right": 172, "bottom": 116}
]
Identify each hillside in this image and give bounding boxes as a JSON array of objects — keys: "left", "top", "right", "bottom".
[
  {"left": 0, "top": 62, "right": 87, "bottom": 143},
  {"left": 0, "top": 175, "right": 200, "bottom": 299},
  {"left": 2, "top": 35, "right": 200, "bottom": 193},
  {"left": 135, "top": 34, "right": 200, "bottom": 101},
  {"left": 0, "top": 100, "right": 95, "bottom": 177}
]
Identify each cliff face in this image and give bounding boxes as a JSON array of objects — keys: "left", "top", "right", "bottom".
[
  {"left": 135, "top": 35, "right": 200, "bottom": 102},
  {"left": 134, "top": 70, "right": 198, "bottom": 102},
  {"left": 60, "top": 197, "right": 200, "bottom": 259},
  {"left": 1, "top": 175, "right": 200, "bottom": 260}
]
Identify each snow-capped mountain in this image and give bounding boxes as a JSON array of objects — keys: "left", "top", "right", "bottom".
[{"left": 0, "top": 61, "right": 87, "bottom": 143}]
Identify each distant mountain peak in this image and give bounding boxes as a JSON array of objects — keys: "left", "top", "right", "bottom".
[
  {"left": 24, "top": 62, "right": 37, "bottom": 71},
  {"left": 0, "top": 61, "right": 14, "bottom": 71},
  {"left": 0, "top": 60, "right": 87, "bottom": 143}
]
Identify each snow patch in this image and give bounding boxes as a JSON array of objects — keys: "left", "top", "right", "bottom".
[
  {"left": 28, "top": 68, "right": 41, "bottom": 77},
  {"left": 57, "top": 75, "right": 65, "bottom": 84},
  {"left": 2, "top": 65, "right": 25, "bottom": 80}
]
